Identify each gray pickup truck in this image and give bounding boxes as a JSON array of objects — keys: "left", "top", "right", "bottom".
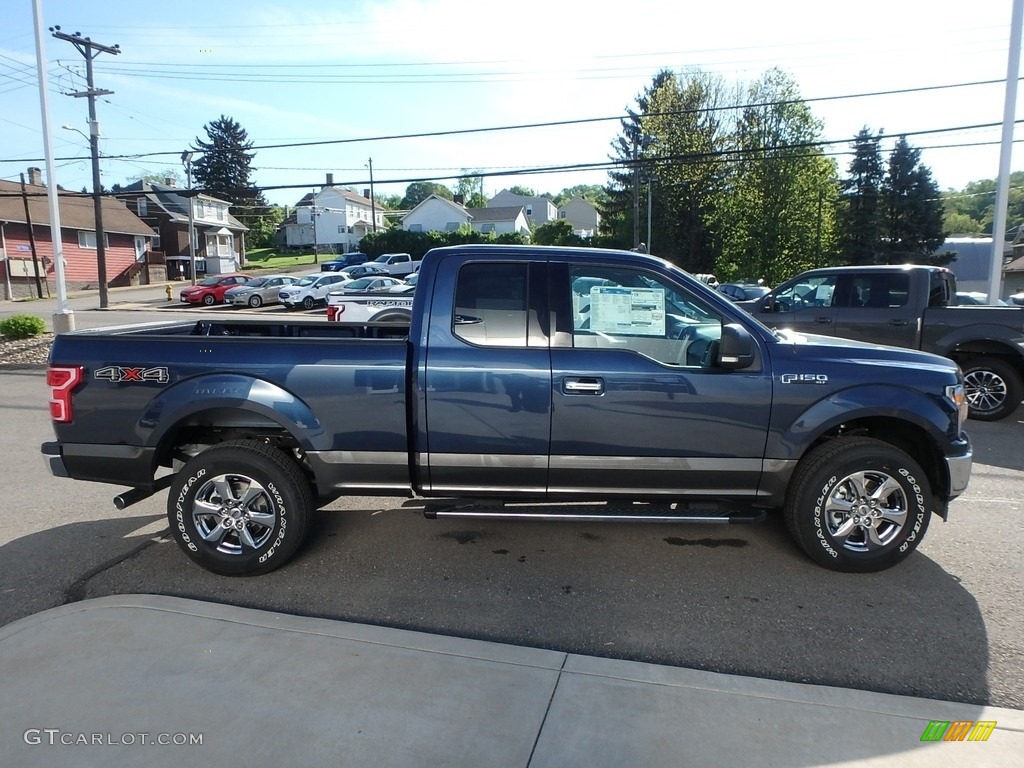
[{"left": 745, "top": 264, "right": 1024, "bottom": 421}]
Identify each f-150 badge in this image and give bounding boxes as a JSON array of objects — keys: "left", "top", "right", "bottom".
[{"left": 780, "top": 373, "right": 828, "bottom": 384}]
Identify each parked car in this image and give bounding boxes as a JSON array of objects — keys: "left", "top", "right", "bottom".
[
  {"left": 693, "top": 273, "right": 719, "bottom": 288},
  {"left": 339, "top": 264, "right": 389, "bottom": 279},
  {"left": 179, "top": 274, "right": 251, "bottom": 306},
  {"left": 224, "top": 275, "right": 297, "bottom": 308},
  {"left": 321, "top": 253, "right": 369, "bottom": 272},
  {"left": 278, "top": 273, "right": 350, "bottom": 310},
  {"left": 388, "top": 271, "right": 419, "bottom": 293},
  {"left": 717, "top": 283, "right": 771, "bottom": 302},
  {"left": 333, "top": 276, "right": 406, "bottom": 294}
]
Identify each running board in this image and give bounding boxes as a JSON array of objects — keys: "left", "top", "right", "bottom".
[{"left": 420, "top": 501, "right": 766, "bottom": 524}]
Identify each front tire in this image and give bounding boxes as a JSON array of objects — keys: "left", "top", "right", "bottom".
[
  {"left": 784, "top": 438, "right": 931, "bottom": 573},
  {"left": 202, "top": 293, "right": 216, "bottom": 306},
  {"left": 167, "top": 440, "right": 313, "bottom": 576},
  {"left": 302, "top": 295, "right": 316, "bottom": 310},
  {"left": 248, "top": 294, "right": 263, "bottom": 308},
  {"left": 961, "top": 356, "right": 1022, "bottom": 421}
]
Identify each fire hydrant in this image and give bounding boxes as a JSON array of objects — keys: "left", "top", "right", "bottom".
[{"left": 165, "top": 284, "right": 173, "bottom": 301}]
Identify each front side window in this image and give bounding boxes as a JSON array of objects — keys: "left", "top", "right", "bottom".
[
  {"left": 569, "top": 266, "right": 722, "bottom": 368},
  {"left": 773, "top": 275, "right": 836, "bottom": 311},
  {"left": 453, "top": 263, "right": 528, "bottom": 347}
]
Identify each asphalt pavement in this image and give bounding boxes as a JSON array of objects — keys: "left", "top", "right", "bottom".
[{"left": 2, "top": 282, "right": 1022, "bottom": 766}]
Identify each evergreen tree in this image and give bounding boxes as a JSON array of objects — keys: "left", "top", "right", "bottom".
[
  {"left": 837, "top": 128, "right": 885, "bottom": 265},
  {"left": 191, "top": 115, "right": 256, "bottom": 203},
  {"left": 881, "top": 136, "right": 947, "bottom": 263}
]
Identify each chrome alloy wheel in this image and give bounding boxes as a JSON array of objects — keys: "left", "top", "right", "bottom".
[
  {"left": 824, "top": 470, "right": 908, "bottom": 553},
  {"left": 191, "top": 473, "right": 277, "bottom": 555},
  {"left": 963, "top": 368, "right": 1008, "bottom": 416}
]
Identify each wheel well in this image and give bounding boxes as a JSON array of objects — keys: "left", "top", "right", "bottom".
[
  {"left": 155, "top": 407, "right": 314, "bottom": 488},
  {"left": 949, "top": 343, "right": 1024, "bottom": 374},
  {"left": 807, "top": 417, "right": 944, "bottom": 499}
]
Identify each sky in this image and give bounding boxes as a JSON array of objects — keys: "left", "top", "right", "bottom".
[{"left": 2, "top": 0, "right": 1023, "bottom": 215}]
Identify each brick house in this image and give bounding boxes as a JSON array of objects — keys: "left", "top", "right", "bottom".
[
  {"left": 0, "top": 168, "right": 153, "bottom": 297},
  {"left": 119, "top": 181, "right": 248, "bottom": 280}
]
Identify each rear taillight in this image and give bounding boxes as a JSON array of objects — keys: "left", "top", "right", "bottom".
[{"left": 47, "top": 365, "right": 84, "bottom": 423}]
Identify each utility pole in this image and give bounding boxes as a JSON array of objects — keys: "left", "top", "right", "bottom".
[
  {"left": 181, "top": 152, "right": 197, "bottom": 285},
  {"left": 368, "top": 157, "right": 378, "bottom": 233},
  {"left": 311, "top": 192, "right": 319, "bottom": 263},
  {"left": 632, "top": 137, "right": 640, "bottom": 249},
  {"left": 50, "top": 26, "right": 119, "bottom": 309}
]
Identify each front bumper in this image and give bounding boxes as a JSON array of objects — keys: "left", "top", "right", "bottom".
[{"left": 945, "top": 448, "right": 973, "bottom": 499}]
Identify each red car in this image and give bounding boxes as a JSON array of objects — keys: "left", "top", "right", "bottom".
[{"left": 179, "top": 274, "right": 251, "bottom": 306}]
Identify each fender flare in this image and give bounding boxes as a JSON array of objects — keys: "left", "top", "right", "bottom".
[
  {"left": 930, "top": 324, "right": 1024, "bottom": 361},
  {"left": 767, "top": 383, "right": 954, "bottom": 462},
  {"left": 138, "top": 373, "right": 324, "bottom": 455}
]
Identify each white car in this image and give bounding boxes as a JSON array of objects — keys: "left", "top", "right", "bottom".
[
  {"left": 325, "top": 290, "right": 415, "bottom": 323},
  {"left": 359, "top": 252, "right": 421, "bottom": 277},
  {"left": 278, "top": 273, "right": 350, "bottom": 310},
  {"left": 333, "top": 276, "right": 406, "bottom": 294}
]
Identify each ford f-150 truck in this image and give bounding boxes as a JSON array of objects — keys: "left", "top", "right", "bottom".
[
  {"left": 744, "top": 264, "right": 1024, "bottom": 421},
  {"left": 41, "top": 245, "right": 972, "bottom": 576}
]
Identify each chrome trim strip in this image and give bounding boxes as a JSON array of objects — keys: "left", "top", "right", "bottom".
[
  {"left": 549, "top": 456, "right": 763, "bottom": 471},
  {"left": 427, "top": 454, "right": 548, "bottom": 469},
  {"left": 312, "top": 451, "right": 408, "bottom": 465},
  {"left": 428, "top": 485, "right": 548, "bottom": 494},
  {"left": 547, "top": 487, "right": 769, "bottom": 496}
]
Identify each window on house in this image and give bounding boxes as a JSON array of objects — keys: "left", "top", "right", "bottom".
[
  {"left": 151, "top": 228, "right": 161, "bottom": 249},
  {"left": 526, "top": 205, "right": 533, "bottom": 216},
  {"left": 137, "top": 198, "right": 148, "bottom": 217},
  {"left": 77, "top": 231, "right": 109, "bottom": 249},
  {"left": 559, "top": 211, "right": 566, "bottom": 219},
  {"left": 338, "top": 225, "right": 346, "bottom": 234},
  {"left": 217, "top": 205, "right": 225, "bottom": 221}
]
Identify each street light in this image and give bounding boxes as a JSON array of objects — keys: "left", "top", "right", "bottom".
[{"left": 181, "top": 151, "right": 197, "bottom": 285}]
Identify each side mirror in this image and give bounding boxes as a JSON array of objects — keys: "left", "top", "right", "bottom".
[
  {"left": 718, "top": 323, "right": 756, "bottom": 370},
  {"left": 761, "top": 297, "right": 776, "bottom": 312}
]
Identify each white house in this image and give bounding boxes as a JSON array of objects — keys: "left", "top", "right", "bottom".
[
  {"left": 283, "top": 179, "right": 384, "bottom": 252},
  {"left": 401, "top": 195, "right": 471, "bottom": 232},
  {"left": 487, "top": 189, "right": 557, "bottom": 226},
  {"left": 468, "top": 206, "right": 530, "bottom": 236},
  {"left": 557, "top": 196, "right": 600, "bottom": 238}
]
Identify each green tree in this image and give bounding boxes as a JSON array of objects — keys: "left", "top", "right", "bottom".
[
  {"left": 456, "top": 171, "right": 487, "bottom": 208},
  {"left": 191, "top": 115, "right": 256, "bottom": 203},
  {"left": 554, "top": 184, "right": 608, "bottom": 207},
  {"left": 601, "top": 69, "right": 679, "bottom": 252},
  {"left": 641, "top": 69, "right": 729, "bottom": 272},
  {"left": 533, "top": 219, "right": 586, "bottom": 246},
  {"left": 716, "top": 69, "right": 839, "bottom": 283},
  {"left": 507, "top": 185, "right": 536, "bottom": 197},
  {"left": 837, "top": 127, "right": 886, "bottom": 265},
  {"left": 881, "top": 136, "right": 947, "bottom": 263},
  {"left": 400, "top": 182, "right": 453, "bottom": 209}
]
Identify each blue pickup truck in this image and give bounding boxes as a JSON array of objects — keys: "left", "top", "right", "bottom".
[{"left": 42, "top": 245, "right": 972, "bottom": 576}]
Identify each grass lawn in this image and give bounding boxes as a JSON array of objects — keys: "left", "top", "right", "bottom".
[{"left": 243, "top": 249, "right": 330, "bottom": 272}]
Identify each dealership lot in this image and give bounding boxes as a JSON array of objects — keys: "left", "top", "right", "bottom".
[{"left": 1, "top": 357, "right": 1022, "bottom": 709}]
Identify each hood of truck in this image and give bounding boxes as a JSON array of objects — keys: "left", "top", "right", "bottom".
[{"left": 772, "top": 329, "right": 959, "bottom": 377}]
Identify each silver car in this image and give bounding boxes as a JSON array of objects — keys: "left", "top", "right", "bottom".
[{"left": 224, "top": 275, "right": 298, "bottom": 308}]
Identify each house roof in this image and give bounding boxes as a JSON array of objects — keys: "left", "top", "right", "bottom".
[
  {"left": 468, "top": 206, "right": 525, "bottom": 223},
  {"left": 293, "top": 187, "right": 375, "bottom": 208},
  {"left": 401, "top": 194, "right": 470, "bottom": 221},
  {"left": 0, "top": 178, "right": 153, "bottom": 236},
  {"left": 121, "top": 181, "right": 247, "bottom": 231}
]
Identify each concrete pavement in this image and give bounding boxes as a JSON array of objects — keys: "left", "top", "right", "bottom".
[{"left": 0, "top": 595, "right": 1020, "bottom": 767}]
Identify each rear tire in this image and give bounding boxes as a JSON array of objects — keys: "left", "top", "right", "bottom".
[
  {"left": 784, "top": 437, "right": 931, "bottom": 573},
  {"left": 961, "top": 356, "right": 1022, "bottom": 421},
  {"left": 167, "top": 440, "right": 313, "bottom": 576}
]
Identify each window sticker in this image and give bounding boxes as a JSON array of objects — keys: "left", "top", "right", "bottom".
[{"left": 590, "top": 286, "right": 666, "bottom": 336}]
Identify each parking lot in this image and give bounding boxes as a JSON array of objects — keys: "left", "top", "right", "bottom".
[{"left": 1, "top": 341, "right": 1022, "bottom": 710}]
